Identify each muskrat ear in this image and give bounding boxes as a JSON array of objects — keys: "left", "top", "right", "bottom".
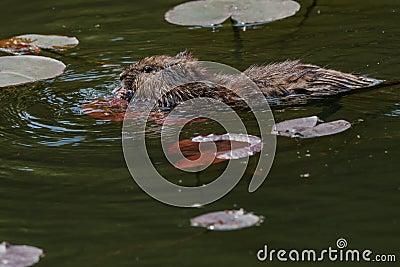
[{"left": 175, "top": 50, "right": 193, "bottom": 60}]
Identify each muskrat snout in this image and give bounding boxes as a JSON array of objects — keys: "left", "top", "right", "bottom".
[
  {"left": 112, "top": 85, "right": 135, "bottom": 101},
  {"left": 112, "top": 86, "right": 122, "bottom": 95},
  {"left": 112, "top": 85, "right": 125, "bottom": 98}
]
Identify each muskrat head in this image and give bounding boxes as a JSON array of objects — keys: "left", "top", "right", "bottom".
[{"left": 113, "top": 51, "right": 197, "bottom": 102}]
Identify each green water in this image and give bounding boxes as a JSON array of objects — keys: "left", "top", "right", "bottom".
[{"left": 0, "top": 0, "right": 399, "bottom": 266}]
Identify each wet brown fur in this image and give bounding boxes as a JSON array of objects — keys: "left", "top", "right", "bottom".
[{"left": 113, "top": 51, "right": 382, "bottom": 108}]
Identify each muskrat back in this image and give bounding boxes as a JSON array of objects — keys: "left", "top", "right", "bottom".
[{"left": 113, "top": 51, "right": 383, "bottom": 108}]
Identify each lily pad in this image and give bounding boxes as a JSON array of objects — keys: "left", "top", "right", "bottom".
[
  {"left": 273, "top": 115, "right": 319, "bottom": 130},
  {"left": 174, "top": 151, "right": 228, "bottom": 169},
  {"left": 300, "top": 120, "right": 351, "bottom": 137},
  {"left": 192, "top": 133, "right": 262, "bottom": 159},
  {"left": 0, "top": 34, "right": 79, "bottom": 54},
  {"left": 231, "top": 0, "right": 301, "bottom": 25},
  {"left": 16, "top": 34, "right": 79, "bottom": 51},
  {"left": 0, "top": 38, "right": 40, "bottom": 55},
  {"left": 190, "top": 209, "right": 262, "bottom": 230},
  {"left": 168, "top": 133, "right": 262, "bottom": 169},
  {"left": 169, "top": 139, "right": 236, "bottom": 169},
  {"left": 272, "top": 116, "right": 351, "bottom": 138},
  {"left": 165, "top": 0, "right": 301, "bottom": 27},
  {"left": 0, "top": 55, "right": 66, "bottom": 88},
  {"left": 0, "top": 241, "right": 43, "bottom": 267}
]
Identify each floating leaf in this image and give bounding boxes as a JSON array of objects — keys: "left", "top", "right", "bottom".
[
  {"left": 299, "top": 120, "right": 351, "bottom": 137},
  {"left": 82, "top": 98, "right": 129, "bottom": 122},
  {"left": 0, "top": 38, "right": 40, "bottom": 55},
  {"left": 16, "top": 34, "right": 79, "bottom": 51},
  {"left": 272, "top": 116, "right": 351, "bottom": 138},
  {"left": 231, "top": 0, "right": 301, "bottom": 25},
  {"left": 165, "top": 0, "right": 232, "bottom": 26},
  {"left": 0, "top": 241, "right": 43, "bottom": 267},
  {"left": 165, "top": 0, "right": 301, "bottom": 27},
  {"left": 273, "top": 115, "right": 318, "bottom": 131},
  {"left": 193, "top": 133, "right": 262, "bottom": 159},
  {"left": 168, "top": 133, "right": 262, "bottom": 169},
  {"left": 0, "top": 34, "right": 79, "bottom": 54},
  {"left": 0, "top": 55, "right": 66, "bottom": 88},
  {"left": 190, "top": 209, "right": 262, "bottom": 230}
]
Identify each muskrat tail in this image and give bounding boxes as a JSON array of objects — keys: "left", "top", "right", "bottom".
[{"left": 378, "top": 79, "right": 400, "bottom": 87}]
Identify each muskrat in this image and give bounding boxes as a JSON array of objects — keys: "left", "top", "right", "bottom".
[{"left": 113, "top": 51, "right": 383, "bottom": 108}]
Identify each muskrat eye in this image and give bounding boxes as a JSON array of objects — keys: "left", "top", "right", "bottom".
[{"left": 143, "top": 66, "right": 153, "bottom": 73}]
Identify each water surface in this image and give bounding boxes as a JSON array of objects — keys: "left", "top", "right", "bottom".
[{"left": 0, "top": 0, "right": 399, "bottom": 266}]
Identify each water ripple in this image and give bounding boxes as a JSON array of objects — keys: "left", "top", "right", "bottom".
[{"left": 0, "top": 67, "right": 123, "bottom": 148}]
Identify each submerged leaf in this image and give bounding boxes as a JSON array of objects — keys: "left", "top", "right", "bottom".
[
  {"left": 174, "top": 151, "right": 228, "bottom": 169},
  {"left": 82, "top": 99, "right": 206, "bottom": 123},
  {"left": 0, "top": 241, "right": 43, "bottom": 267},
  {"left": 190, "top": 209, "right": 262, "bottom": 230},
  {"left": 272, "top": 116, "right": 351, "bottom": 138},
  {"left": 0, "top": 34, "right": 79, "bottom": 54},
  {"left": 170, "top": 139, "right": 242, "bottom": 169},
  {"left": 0, "top": 55, "right": 66, "bottom": 88},
  {"left": 168, "top": 133, "right": 262, "bottom": 169},
  {"left": 82, "top": 99, "right": 212, "bottom": 124},
  {"left": 82, "top": 98, "right": 129, "bottom": 122},
  {"left": 165, "top": 0, "right": 301, "bottom": 27}
]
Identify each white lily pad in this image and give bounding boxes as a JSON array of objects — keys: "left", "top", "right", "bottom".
[
  {"left": 0, "top": 241, "right": 43, "bottom": 267},
  {"left": 190, "top": 209, "right": 262, "bottom": 230},
  {"left": 272, "top": 116, "right": 351, "bottom": 138},
  {"left": 192, "top": 133, "right": 262, "bottom": 159},
  {"left": 16, "top": 34, "right": 79, "bottom": 51},
  {"left": 232, "top": 0, "right": 301, "bottom": 25},
  {"left": 0, "top": 55, "right": 66, "bottom": 88},
  {"left": 165, "top": 0, "right": 301, "bottom": 27},
  {"left": 0, "top": 34, "right": 79, "bottom": 54},
  {"left": 300, "top": 120, "right": 351, "bottom": 137},
  {"left": 165, "top": 0, "right": 233, "bottom": 26},
  {"left": 273, "top": 116, "right": 318, "bottom": 132}
]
